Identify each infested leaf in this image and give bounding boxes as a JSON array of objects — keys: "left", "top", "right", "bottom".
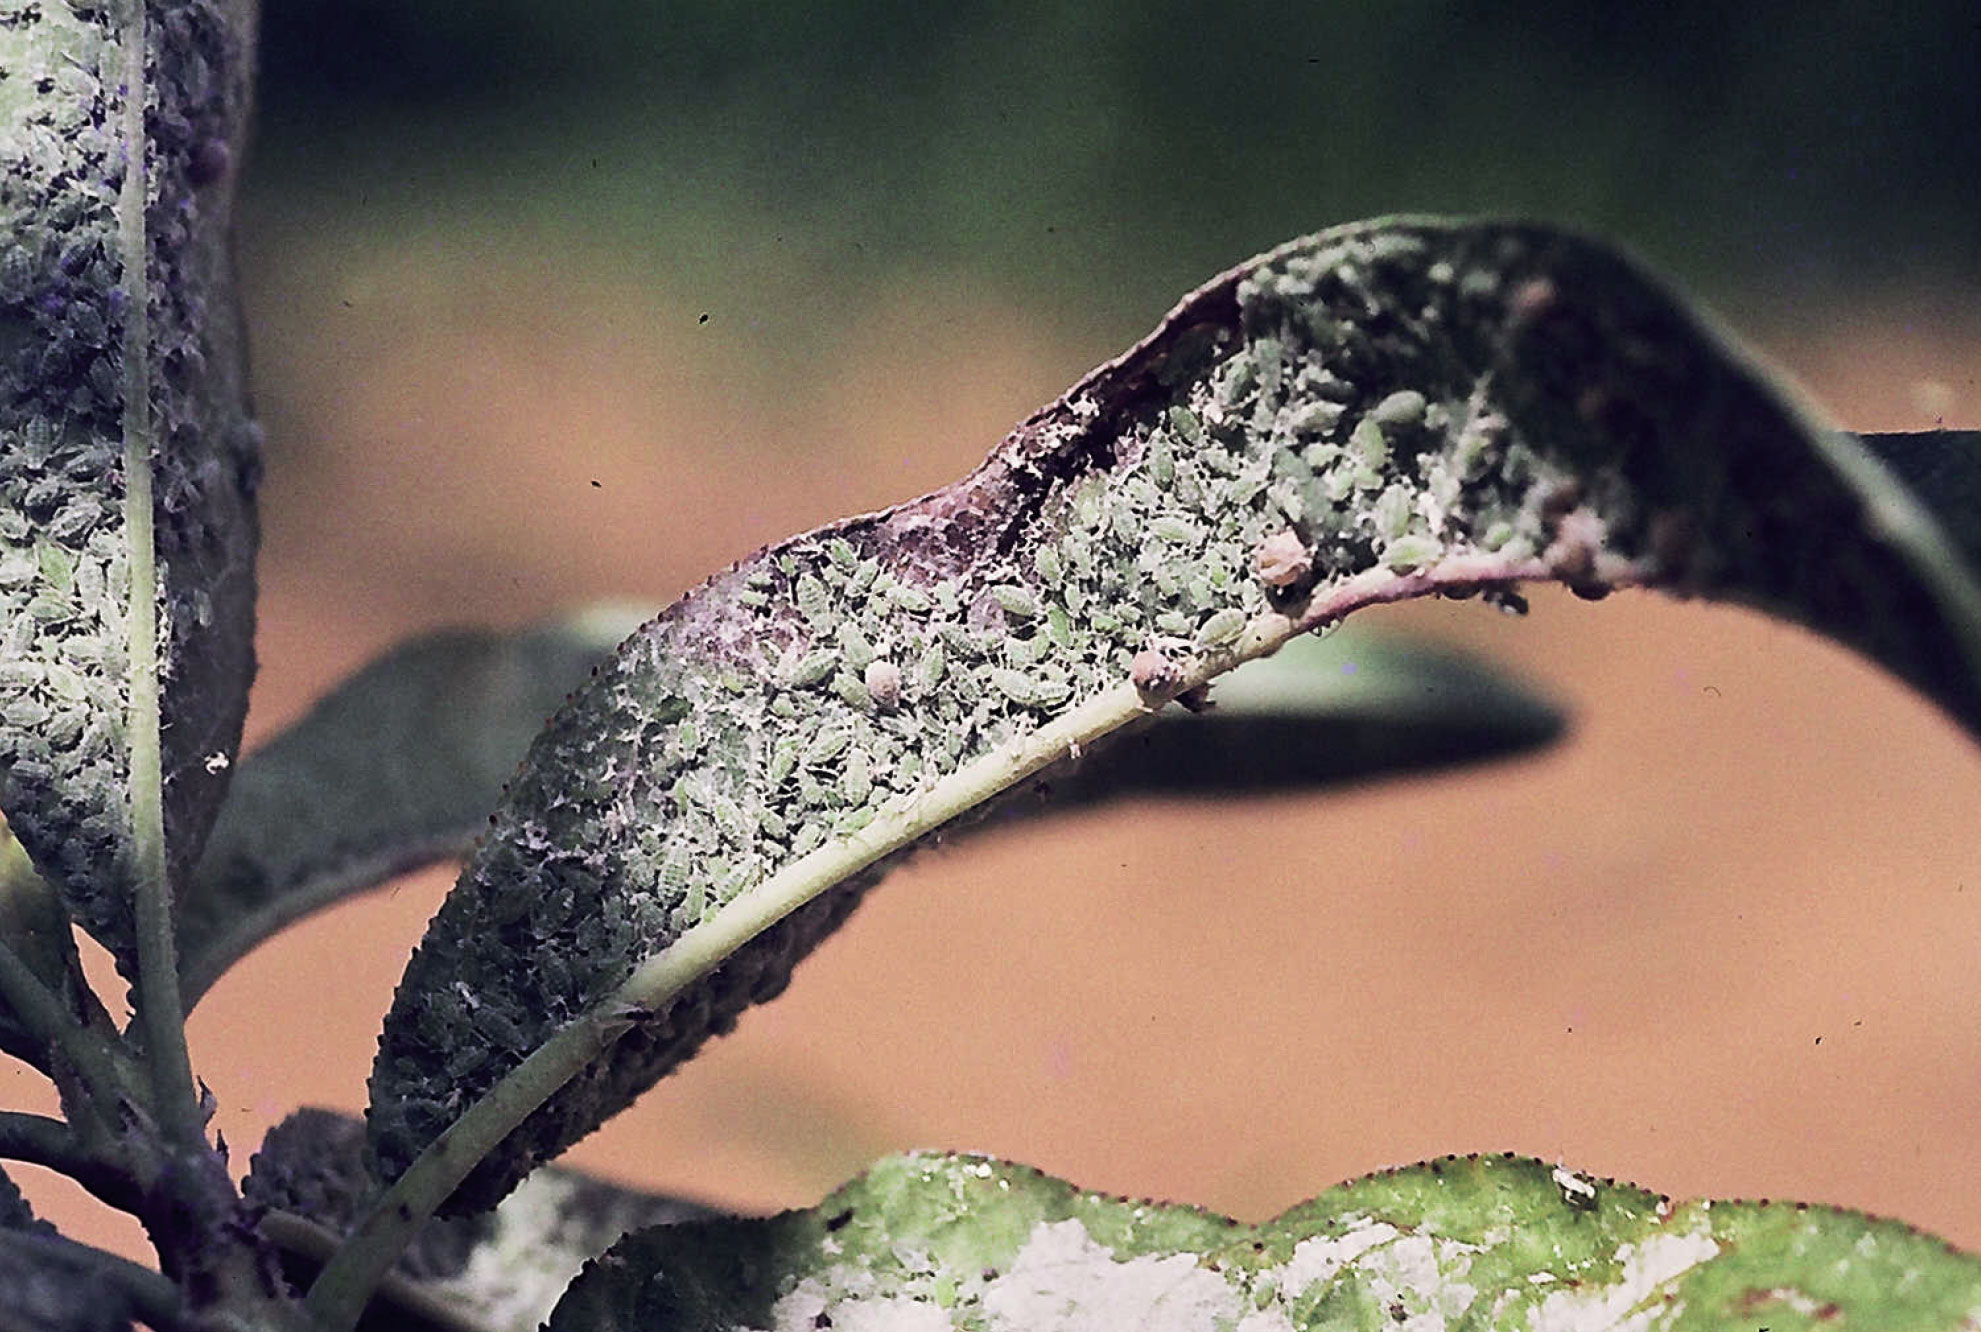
[
  {"left": 546, "top": 1151, "right": 1981, "bottom": 1331},
  {"left": 246, "top": 1109, "right": 713, "bottom": 1332},
  {"left": 0, "top": 1, "right": 261, "bottom": 969},
  {"left": 177, "top": 604, "right": 649, "bottom": 1010},
  {"left": 365, "top": 218, "right": 1981, "bottom": 1220}
]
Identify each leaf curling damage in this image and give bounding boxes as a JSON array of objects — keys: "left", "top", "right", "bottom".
[{"left": 368, "top": 217, "right": 1981, "bottom": 1215}]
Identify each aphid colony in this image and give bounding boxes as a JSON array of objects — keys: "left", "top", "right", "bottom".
[
  {"left": 381, "top": 227, "right": 1602, "bottom": 1186},
  {"left": 558, "top": 233, "right": 1567, "bottom": 952}
]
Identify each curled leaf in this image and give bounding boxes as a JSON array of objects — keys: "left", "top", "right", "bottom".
[
  {"left": 0, "top": 2, "right": 260, "bottom": 967},
  {"left": 547, "top": 1150, "right": 1981, "bottom": 1330},
  {"left": 367, "top": 218, "right": 1980, "bottom": 1216},
  {"left": 178, "top": 604, "right": 650, "bottom": 1009}
]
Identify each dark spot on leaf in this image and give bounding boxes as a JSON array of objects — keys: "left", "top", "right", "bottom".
[{"left": 824, "top": 1209, "right": 853, "bottom": 1232}]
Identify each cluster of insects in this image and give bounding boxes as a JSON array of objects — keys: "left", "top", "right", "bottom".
[{"left": 372, "top": 229, "right": 1593, "bottom": 1186}]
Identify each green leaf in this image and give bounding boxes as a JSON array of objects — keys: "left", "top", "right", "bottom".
[
  {"left": 247, "top": 1108, "right": 713, "bottom": 1332},
  {"left": 361, "top": 217, "right": 1980, "bottom": 1230},
  {"left": 0, "top": 1, "right": 260, "bottom": 971},
  {"left": 177, "top": 604, "right": 650, "bottom": 1010},
  {"left": 546, "top": 1150, "right": 1981, "bottom": 1331}
]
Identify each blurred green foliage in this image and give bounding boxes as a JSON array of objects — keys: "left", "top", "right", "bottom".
[{"left": 248, "top": 1, "right": 1978, "bottom": 335}]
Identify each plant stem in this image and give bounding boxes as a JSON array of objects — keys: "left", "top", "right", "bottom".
[
  {"left": 265, "top": 1209, "right": 501, "bottom": 1332},
  {"left": 0, "top": 1227, "right": 200, "bottom": 1332},
  {"left": 0, "top": 937, "right": 138, "bottom": 1111},
  {"left": 0, "top": 1110, "right": 91, "bottom": 1173},
  {"left": 115, "top": 0, "right": 201, "bottom": 1155},
  {"left": 0, "top": 1111, "right": 148, "bottom": 1215}
]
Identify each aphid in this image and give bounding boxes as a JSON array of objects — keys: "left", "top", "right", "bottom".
[
  {"left": 1373, "top": 486, "right": 1414, "bottom": 541},
  {"left": 746, "top": 565, "right": 776, "bottom": 590},
  {"left": 1183, "top": 574, "right": 1220, "bottom": 612},
  {"left": 766, "top": 738, "right": 800, "bottom": 788},
  {"left": 737, "top": 588, "right": 769, "bottom": 609},
  {"left": 1145, "top": 438, "right": 1176, "bottom": 486},
  {"left": 1252, "top": 530, "right": 1310, "bottom": 587},
  {"left": 915, "top": 643, "right": 945, "bottom": 692},
  {"left": 988, "top": 668, "right": 1038, "bottom": 706},
  {"left": 1029, "top": 676, "right": 1072, "bottom": 708},
  {"left": 795, "top": 574, "right": 833, "bottom": 625},
  {"left": 710, "top": 795, "right": 752, "bottom": 841},
  {"left": 937, "top": 622, "right": 977, "bottom": 661},
  {"left": 1348, "top": 416, "right": 1388, "bottom": 469},
  {"left": 848, "top": 560, "right": 880, "bottom": 595},
  {"left": 1215, "top": 358, "right": 1258, "bottom": 412},
  {"left": 794, "top": 767, "right": 830, "bottom": 809},
  {"left": 1223, "top": 472, "right": 1268, "bottom": 508},
  {"left": 1033, "top": 544, "right": 1064, "bottom": 586},
  {"left": 791, "top": 822, "right": 827, "bottom": 856},
  {"left": 1171, "top": 464, "right": 1204, "bottom": 509},
  {"left": 1381, "top": 534, "right": 1444, "bottom": 573},
  {"left": 833, "top": 807, "right": 874, "bottom": 837},
  {"left": 834, "top": 620, "right": 876, "bottom": 670},
  {"left": 992, "top": 585, "right": 1040, "bottom": 619},
  {"left": 1044, "top": 605, "right": 1073, "bottom": 650},
  {"left": 784, "top": 650, "right": 837, "bottom": 689},
  {"left": 803, "top": 728, "right": 853, "bottom": 768},
  {"left": 1286, "top": 400, "right": 1344, "bottom": 435},
  {"left": 1166, "top": 406, "right": 1204, "bottom": 446},
  {"left": 831, "top": 673, "right": 871, "bottom": 710},
  {"left": 1154, "top": 610, "right": 1193, "bottom": 637},
  {"left": 680, "top": 872, "right": 706, "bottom": 928},
  {"left": 838, "top": 748, "right": 873, "bottom": 806},
  {"left": 864, "top": 659, "right": 902, "bottom": 711},
  {"left": 1003, "top": 633, "right": 1048, "bottom": 667},
  {"left": 888, "top": 582, "right": 932, "bottom": 614},
  {"left": 659, "top": 843, "right": 693, "bottom": 896},
  {"left": 1370, "top": 389, "right": 1427, "bottom": 429},
  {"left": 825, "top": 537, "right": 860, "bottom": 571},
  {"left": 1148, "top": 516, "right": 1201, "bottom": 546},
  {"left": 35, "top": 543, "right": 73, "bottom": 593},
  {"left": 1193, "top": 608, "right": 1247, "bottom": 651}
]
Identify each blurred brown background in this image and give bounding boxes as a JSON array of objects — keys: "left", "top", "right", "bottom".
[{"left": 12, "top": 0, "right": 1981, "bottom": 1271}]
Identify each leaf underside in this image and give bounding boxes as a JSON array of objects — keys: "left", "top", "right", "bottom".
[
  {"left": 547, "top": 1150, "right": 1981, "bottom": 1332},
  {"left": 367, "top": 216, "right": 1981, "bottom": 1216},
  {"left": 0, "top": 1, "right": 260, "bottom": 972}
]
